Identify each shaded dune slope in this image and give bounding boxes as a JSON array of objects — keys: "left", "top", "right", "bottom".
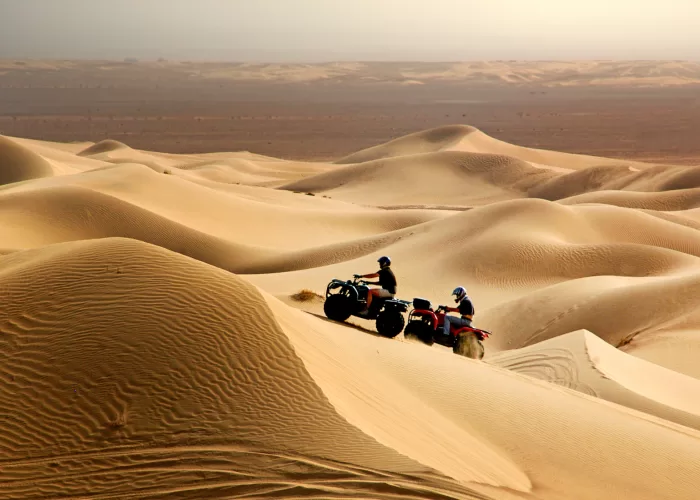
[{"left": 0, "top": 136, "right": 55, "bottom": 185}]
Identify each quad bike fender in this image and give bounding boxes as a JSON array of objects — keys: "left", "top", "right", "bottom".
[
  {"left": 326, "top": 280, "right": 359, "bottom": 302},
  {"left": 409, "top": 309, "right": 438, "bottom": 329},
  {"left": 453, "top": 326, "right": 491, "bottom": 341}
]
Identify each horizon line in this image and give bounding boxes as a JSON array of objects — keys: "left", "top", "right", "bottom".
[{"left": 2, "top": 57, "right": 700, "bottom": 64}]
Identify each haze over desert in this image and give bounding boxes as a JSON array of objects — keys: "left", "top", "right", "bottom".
[{"left": 3, "top": 1, "right": 700, "bottom": 499}]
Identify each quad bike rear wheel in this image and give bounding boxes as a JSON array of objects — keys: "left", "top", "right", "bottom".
[
  {"left": 324, "top": 294, "right": 353, "bottom": 322},
  {"left": 453, "top": 332, "right": 484, "bottom": 359},
  {"left": 376, "top": 310, "right": 405, "bottom": 338},
  {"left": 404, "top": 320, "right": 434, "bottom": 345}
]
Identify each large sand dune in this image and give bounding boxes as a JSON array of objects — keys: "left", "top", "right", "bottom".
[{"left": 2, "top": 126, "right": 700, "bottom": 499}]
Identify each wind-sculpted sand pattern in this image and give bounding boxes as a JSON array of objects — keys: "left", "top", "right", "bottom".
[{"left": 3, "top": 125, "right": 700, "bottom": 499}]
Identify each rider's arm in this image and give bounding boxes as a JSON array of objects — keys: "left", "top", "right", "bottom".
[
  {"left": 362, "top": 272, "right": 379, "bottom": 279},
  {"left": 444, "top": 306, "right": 459, "bottom": 313}
]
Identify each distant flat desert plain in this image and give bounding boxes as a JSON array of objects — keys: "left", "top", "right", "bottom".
[{"left": 1, "top": 59, "right": 700, "bottom": 165}]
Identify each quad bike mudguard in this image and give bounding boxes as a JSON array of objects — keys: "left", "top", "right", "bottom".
[{"left": 325, "top": 279, "right": 359, "bottom": 302}]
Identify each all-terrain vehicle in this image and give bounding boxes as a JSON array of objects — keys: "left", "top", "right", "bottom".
[
  {"left": 403, "top": 297, "right": 491, "bottom": 359},
  {"left": 324, "top": 275, "right": 410, "bottom": 338}
]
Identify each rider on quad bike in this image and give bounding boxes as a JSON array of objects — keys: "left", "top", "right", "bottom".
[
  {"left": 324, "top": 255, "right": 408, "bottom": 338},
  {"left": 355, "top": 256, "right": 396, "bottom": 317},
  {"left": 441, "top": 286, "right": 474, "bottom": 335}
]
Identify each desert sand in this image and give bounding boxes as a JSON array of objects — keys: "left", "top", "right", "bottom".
[{"left": 2, "top": 124, "right": 700, "bottom": 499}]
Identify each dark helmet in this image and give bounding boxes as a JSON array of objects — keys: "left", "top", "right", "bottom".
[
  {"left": 377, "top": 256, "right": 391, "bottom": 268},
  {"left": 452, "top": 286, "right": 466, "bottom": 303}
]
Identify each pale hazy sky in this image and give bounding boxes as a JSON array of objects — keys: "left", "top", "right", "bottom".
[{"left": 1, "top": 0, "right": 699, "bottom": 61}]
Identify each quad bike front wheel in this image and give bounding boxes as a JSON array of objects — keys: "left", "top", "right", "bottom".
[
  {"left": 324, "top": 294, "right": 353, "bottom": 322},
  {"left": 404, "top": 320, "right": 434, "bottom": 345},
  {"left": 453, "top": 332, "right": 484, "bottom": 359},
  {"left": 376, "top": 310, "right": 405, "bottom": 338}
]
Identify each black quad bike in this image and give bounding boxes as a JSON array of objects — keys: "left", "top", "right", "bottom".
[
  {"left": 324, "top": 275, "right": 409, "bottom": 338},
  {"left": 403, "top": 297, "right": 491, "bottom": 359}
]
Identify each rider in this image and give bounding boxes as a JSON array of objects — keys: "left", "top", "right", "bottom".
[
  {"left": 357, "top": 256, "right": 396, "bottom": 313},
  {"left": 442, "top": 286, "right": 474, "bottom": 335}
]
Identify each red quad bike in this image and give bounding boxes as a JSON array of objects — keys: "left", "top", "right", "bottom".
[{"left": 403, "top": 297, "right": 491, "bottom": 359}]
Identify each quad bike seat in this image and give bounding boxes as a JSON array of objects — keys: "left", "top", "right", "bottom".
[{"left": 412, "top": 297, "right": 432, "bottom": 310}]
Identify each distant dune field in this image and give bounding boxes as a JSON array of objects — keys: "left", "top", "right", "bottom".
[
  {"left": 2, "top": 59, "right": 700, "bottom": 165},
  {"left": 4, "top": 59, "right": 700, "bottom": 86}
]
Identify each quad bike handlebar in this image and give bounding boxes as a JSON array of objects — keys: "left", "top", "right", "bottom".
[{"left": 352, "top": 274, "right": 378, "bottom": 286}]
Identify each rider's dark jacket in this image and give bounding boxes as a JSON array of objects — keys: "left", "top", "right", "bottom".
[
  {"left": 458, "top": 297, "right": 475, "bottom": 318},
  {"left": 377, "top": 267, "right": 397, "bottom": 294}
]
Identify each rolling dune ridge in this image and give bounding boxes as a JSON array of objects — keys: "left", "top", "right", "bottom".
[{"left": 2, "top": 125, "right": 700, "bottom": 499}]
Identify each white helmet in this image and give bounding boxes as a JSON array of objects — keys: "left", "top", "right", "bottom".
[{"left": 452, "top": 286, "right": 466, "bottom": 303}]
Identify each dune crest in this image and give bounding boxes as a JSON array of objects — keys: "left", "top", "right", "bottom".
[{"left": 77, "top": 139, "right": 131, "bottom": 156}]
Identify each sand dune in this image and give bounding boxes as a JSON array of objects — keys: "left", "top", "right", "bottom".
[
  {"left": 2, "top": 238, "right": 700, "bottom": 499},
  {"left": 270, "top": 301, "right": 700, "bottom": 500},
  {"left": 77, "top": 138, "right": 131, "bottom": 156},
  {"left": 292, "top": 125, "right": 700, "bottom": 210},
  {"left": 249, "top": 198, "right": 700, "bottom": 326},
  {"left": 2, "top": 127, "right": 700, "bottom": 498},
  {"left": 0, "top": 238, "right": 486, "bottom": 499},
  {"left": 0, "top": 135, "right": 55, "bottom": 185},
  {"left": 559, "top": 188, "right": 700, "bottom": 211},
  {"left": 336, "top": 124, "right": 639, "bottom": 171},
  {"left": 284, "top": 150, "right": 553, "bottom": 206},
  {"left": 490, "top": 330, "right": 700, "bottom": 429}
]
